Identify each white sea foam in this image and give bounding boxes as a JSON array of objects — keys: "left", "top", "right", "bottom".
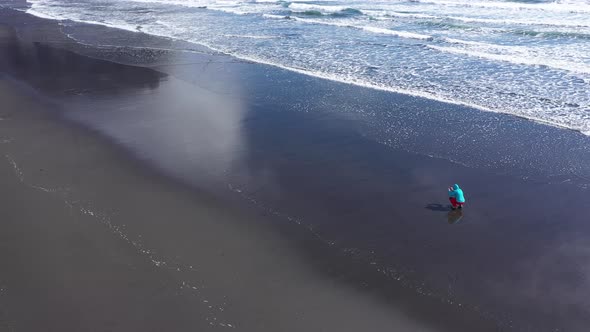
[
  {"left": 419, "top": 0, "right": 590, "bottom": 13},
  {"left": 223, "top": 34, "right": 279, "bottom": 39},
  {"left": 361, "top": 26, "right": 433, "bottom": 40},
  {"left": 28, "top": 3, "right": 142, "bottom": 32},
  {"left": 26, "top": 8, "right": 63, "bottom": 20},
  {"left": 127, "top": 0, "right": 259, "bottom": 15},
  {"left": 447, "top": 15, "right": 590, "bottom": 28},
  {"left": 186, "top": 45, "right": 590, "bottom": 134},
  {"left": 428, "top": 44, "right": 590, "bottom": 74},
  {"left": 21, "top": 0, "right": 590, "bottom": 136},
  {"left": 367, "top": 10, "right": 438, "bottom": 20},
  {"left": 441, "top": 37, "right": 490, "bottom": 46},
  {"left": 262, "top": 13, "right": 289, "bottom": 19},
  {"left": 286, "top": 16, "right": 434, "bottom": 40},
  {"left": 71, "top": 19, "right": 142, "bottom": 32},
  {"left": 288, "top": 3, "right": 351, "bottom": 13},
  {"left": 127, "top": 0, "right": 225, "bottom": 7}
]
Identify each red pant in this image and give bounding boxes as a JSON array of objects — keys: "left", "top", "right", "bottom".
[{"left": 449, "top": 197, "right": 464, "bottom": 208}]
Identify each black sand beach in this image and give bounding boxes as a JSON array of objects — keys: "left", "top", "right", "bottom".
[{"left": 1, "top": 6, "right": 590, "bottom": 331}]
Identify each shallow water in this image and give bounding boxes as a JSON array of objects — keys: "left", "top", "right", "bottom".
[{"left": 23, "top": 0, "right": 590, "bottom": 134}]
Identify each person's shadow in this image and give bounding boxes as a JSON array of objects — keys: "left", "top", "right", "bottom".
[
  {"left": 424, "top": 203, "right": 449, "bottom": 212},
  {"left": 425, "top": 203, "right": 465, "bottom": 224}
]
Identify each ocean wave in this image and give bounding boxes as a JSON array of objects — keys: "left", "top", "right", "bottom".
[
  {"left": 417, "top": 0, "right": 590, "bottom": 13},
  {"left": 286, "top": 16, "right": 434, "bottom": 40},
  {"left": 126, "top": 0, "right": 255, "bottom": 15},
  {"left": 126, "top": 0, "right": 221, "bottom": 8},
  {"left": 447, "top": 15, "right": 590, "bottom": 28},
  {"left": 22, "top": 0, "right": 590, "bottom": 137},
  {"left": 428, "top": 44, "right": 590, "bottom": 74},
  {"left": 363, "top": 10, "right": 438, "bottom": 20},
  {"left": 385, "top": 11, "right": 438, "bottom": 19},
  {"left": 184, "top": 49, "right": 590, "bottom": 136},
  {"left": 416, "top": 20, "right": 478, "bottom": 31},
  {"left": 262, "top": 13, "right": 290, "bottom": 19},
  {"left": 361, "top": 26, "right": 433, "bottom": 40},
  {"left": 439, "top": 36, "right": 590, "bottom": 63},
  {"left": 288, "top": 3, "right": 353, "bottom": 13},
  {"left": 420, "top": 19, "right": 590, "bottom": 39},
  {"left": 27, "top": 5, "right": 143, "bottom": 32},
  {"left": 330, "top": 8, "right": 364, "bottom": 17},
  {"left": 125, "top": 0, "right": 362, "bottom": 16},
  {"left": 287, "top": 4, "right": 365, "bottom": 17},
  {"left": 441, "top": 37, "right": 491, "bottom": 46},
  {"left": 291, "top": 10, "right": 323, "bottom": 17},
  {"left": 25, "top": 8, "right": 63, "bottom": 20},
  {"left": 511, "top": 29, "right": 590, "bottom": 39},
  {"left": 223, "top": 33, "right": 280, "bottom": 39},
  {"left": 289, "top": 7, "right": 364, "bottom": 18}
]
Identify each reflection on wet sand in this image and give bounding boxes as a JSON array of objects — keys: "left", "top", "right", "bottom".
[
  {"left": 447, "top": 210, "right": 463, "bottom": 225},
  {"left": 1, "top": 24, "right": 247, "bottom": 188},
  {"left": 0, "top": 25, "right": 165, "bottom": 95}
]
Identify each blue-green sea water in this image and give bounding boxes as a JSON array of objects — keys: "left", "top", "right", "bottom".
[{"left": 24, "top": 0, "right": 590, "bottom": 134}]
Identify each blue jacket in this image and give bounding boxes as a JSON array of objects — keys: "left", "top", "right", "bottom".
[{"left": 448, "top": 184, "right": 465, "bottom": 203}]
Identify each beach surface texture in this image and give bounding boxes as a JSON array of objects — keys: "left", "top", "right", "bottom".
[{"left": 1, "top": 2, "right": 590, "bottom": 331}]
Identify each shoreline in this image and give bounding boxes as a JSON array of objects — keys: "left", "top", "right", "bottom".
[
  {"left": 0, "top": 10, "right": 501, "bottom": 332},
  {"left": 1, "top": 59, "right": 464, "bottom": 332},
  {"left": 2, "top": 7, "right": 590, "bottom": 331},
  {"left": 18, "top": 4, "right": 590, "bottom": 138},
  {"left": 33, "top": 12, "right": 590, "bottom": 189}
]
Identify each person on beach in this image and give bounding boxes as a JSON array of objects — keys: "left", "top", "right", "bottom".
[{"left": 448, "top": 184, "right": 465, "bottom": 210}]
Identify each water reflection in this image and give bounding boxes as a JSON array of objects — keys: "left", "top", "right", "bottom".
[
  {"left": 62, "top": 60, "right": 247, "bottom": 188},
  {"left": 0, "top": 25, "right": 247, "bottom": 188},
  {"left": 0, "top": 26, "right": 164, "bottom": 95},
  {"left": 446, "top": 210, "right": 463, "bottom": 225}
]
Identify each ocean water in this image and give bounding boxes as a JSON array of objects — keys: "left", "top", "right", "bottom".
[{"left": 23, "top": 0, "right": 590, "bottom": 135}]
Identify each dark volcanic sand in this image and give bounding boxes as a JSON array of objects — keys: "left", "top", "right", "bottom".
[{"left": 1, "top": 7, "right": 590, "bottom": 332}]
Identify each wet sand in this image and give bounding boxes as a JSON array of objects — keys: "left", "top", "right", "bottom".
[
  {"left": 0, "top": 57, "right": 455, "bottom": 332},
  {"left": 1, "top": 7, "right": 590, "bottom": 332}
]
